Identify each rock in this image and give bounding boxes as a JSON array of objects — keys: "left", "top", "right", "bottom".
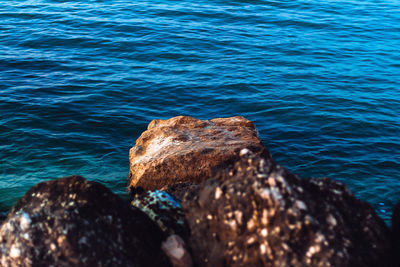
[
  {"left": 162, "top": 182, "right": 200, "bottom": 203},
  {"left": 0, "top": 212, "right": 6, "bottom": 224},
  {"left": 0, "top": 176, "right": 171, "bottom": 267},
  {"left": 161, "top": 235, "right": 193, "bottom": 267},
  {"left": 129, "top": 116, "right": 270, "bottom": 191},
  {"left": 130, "top": 189, "right": 189, "bottom": 238},
  {"left": 182, "top": 149, "right": 393, "bottom": 267},
  {"left": 130, "top": 189, "right": 193, "bottom": 267},
  {"left": 392, "top": 202, "right": 400, "bottom": 264}
]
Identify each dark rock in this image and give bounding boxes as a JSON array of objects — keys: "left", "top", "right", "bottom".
[
  {"left": 392, "top": 202, "right": 400, "bottom": 265},
  {"left": 0, "top": 212, "right": 6, "bottom": 224},
  {"left": 130, "top": 189, "right": 189, "bottom": 238},
  {"left": 162, "top": 182, "right": 200, "bottom": 203},
  {"left": 129, "top": 116, "right": 270, "bottom": 191},
  {"left": 182, "top": 149, "right": 393, "bottom": 267},
  {"left": 0, "top": 176, "right": 171, "bottom": 267},
  {"left": 130, "top": 189, "right": 193, "bottom": 267}
]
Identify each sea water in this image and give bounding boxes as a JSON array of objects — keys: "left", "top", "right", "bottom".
[{"left": 0, "top": 0, "right": 399, "bottom": 224}]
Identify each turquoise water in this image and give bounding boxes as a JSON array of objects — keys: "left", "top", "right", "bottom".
[{"left": 0, "top": 0, "right": 399, "bottom": 223}]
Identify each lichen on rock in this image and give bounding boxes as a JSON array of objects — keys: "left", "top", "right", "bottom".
[{"left": 130, "top": 188, "right": 189, "bottom": 238}]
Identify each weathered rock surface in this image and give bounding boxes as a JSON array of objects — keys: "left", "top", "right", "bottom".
[
  {"left": 129, "top": 116, "right": 270, "bottom": 191},
  {"left": 182, "top": 149, "right": 393, "bottom": 267},
  {"left": 0, "top": 176, "right": 171, "bottom": 267}
]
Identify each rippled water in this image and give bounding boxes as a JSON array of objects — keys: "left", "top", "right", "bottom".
[{"left": 1, "top": 0, "right": 399, "bottom": 223}]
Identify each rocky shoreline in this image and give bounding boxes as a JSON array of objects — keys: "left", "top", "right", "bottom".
[{"left": 0, "top": 116, "right": 398, "bottom": 266}]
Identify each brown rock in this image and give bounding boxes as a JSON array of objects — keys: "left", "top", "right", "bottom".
[
  {"left": 129, "top": 116, "right": 270, "bottom": 191},
  {"left": 182, "top": 150, "right": 393, "bottom": 267}
]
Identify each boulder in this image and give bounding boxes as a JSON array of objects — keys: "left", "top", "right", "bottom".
[
  {"left": 182, "top": 149, "right": 393, "bottom": 267},
  {"left": 129, "top": 116, "right": 270, "bottom": 191},
  {"left": 0, "top": 176, "right": 171, "bottom": 267}
]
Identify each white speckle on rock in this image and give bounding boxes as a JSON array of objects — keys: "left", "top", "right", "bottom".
[
  {"left": 247, "top": 236, "right": 256, "bottom": 245},
  {"left": 260, "top": 244, "right": 266, "bottom": 254},
  {"left": 295, "top": 200, "right": 307, "bottom": 210},
  {"left": 10, "top": 245, "right": 20, "bottom": 258},
  {"left": 234, "top": 211, "right": 243, "bottom": 225},
  {"left": 247, "top": 218, "right": 255, "bottom": 231},
  {"left": 306, "top": 244, "right": 321, "bottom": 258},
  {"left": 327, "top": 214, "right": 337, "bottom": 226},
  {"left": 333, "top": 189, "right": 342, "bottom": 195},
  {"left": 20, "top": 212, "right": 31, "bottom": 231},
  {"left": 270, "top": 187, "right": 282, "bottom": 202},
  {"left": 316, "top": 233, "right": 325, "bottom": 243},
  {"left": 227, "top": 219, "right": 237, "bottom": 230},
  {"left": 261, "top": 228, "right": 268, "bottom": 237},
  {"left": 4, "top": 221, "right": 15, "bottom": 232},
  {"left": 257, "top": 173, "right": 267, "bottom": 179},
  {"left": 267, "top": 176, "right": 276, "bottom": 187},
  {"left": 215, "top": 187, "right": 222, "bottom": 199},
  {"left": 240, "top": 148, "right": 250, "bottom": 156},
  {"left": 258, "top": 188, "right": 271, "bottom": 199}
]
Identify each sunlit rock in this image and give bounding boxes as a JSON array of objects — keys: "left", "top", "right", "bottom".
[{"left": 129, "top": 116, "right": 269, "bottom": 191}]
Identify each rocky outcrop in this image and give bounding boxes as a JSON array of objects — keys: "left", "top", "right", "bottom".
[
  {"left": 0, "top": 115, "right": 396, "bottom": 267},
  {"left": 0, "top": 176, "right": 171, "bottom": 267},
  {"left": 182, "top": 149, "right": 393, "bottom": 267},
  {"left": 129, "top": 116, "right": 270, "bottom": 191}
]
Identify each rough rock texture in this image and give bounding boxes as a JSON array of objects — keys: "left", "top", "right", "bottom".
[
  {"left": 130, "top": 189, "right": 189, "bottom": 238},
  {"left": 0, "top": 176, "right": 171, "bottom": 267},
  {"left": 162, "top": 182, "right": 200, "bottom": 203},
  {"left": 182, "top": 149, "right": 393, "bottom": 267},
  {"left": 129, "top": 116, "right": 270, "bottom": 191}
]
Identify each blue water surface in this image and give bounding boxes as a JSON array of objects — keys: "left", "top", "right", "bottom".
[{"left": 0, "top": 0, "right": 399, "bottom": 223}]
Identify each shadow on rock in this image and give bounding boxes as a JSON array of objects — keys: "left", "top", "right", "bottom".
[
  {"left": 0, "top": 176, "right": 171, "bottom": 267},
  {"left": 182, "top": 149, "right": 393, "bottom": 267}
]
